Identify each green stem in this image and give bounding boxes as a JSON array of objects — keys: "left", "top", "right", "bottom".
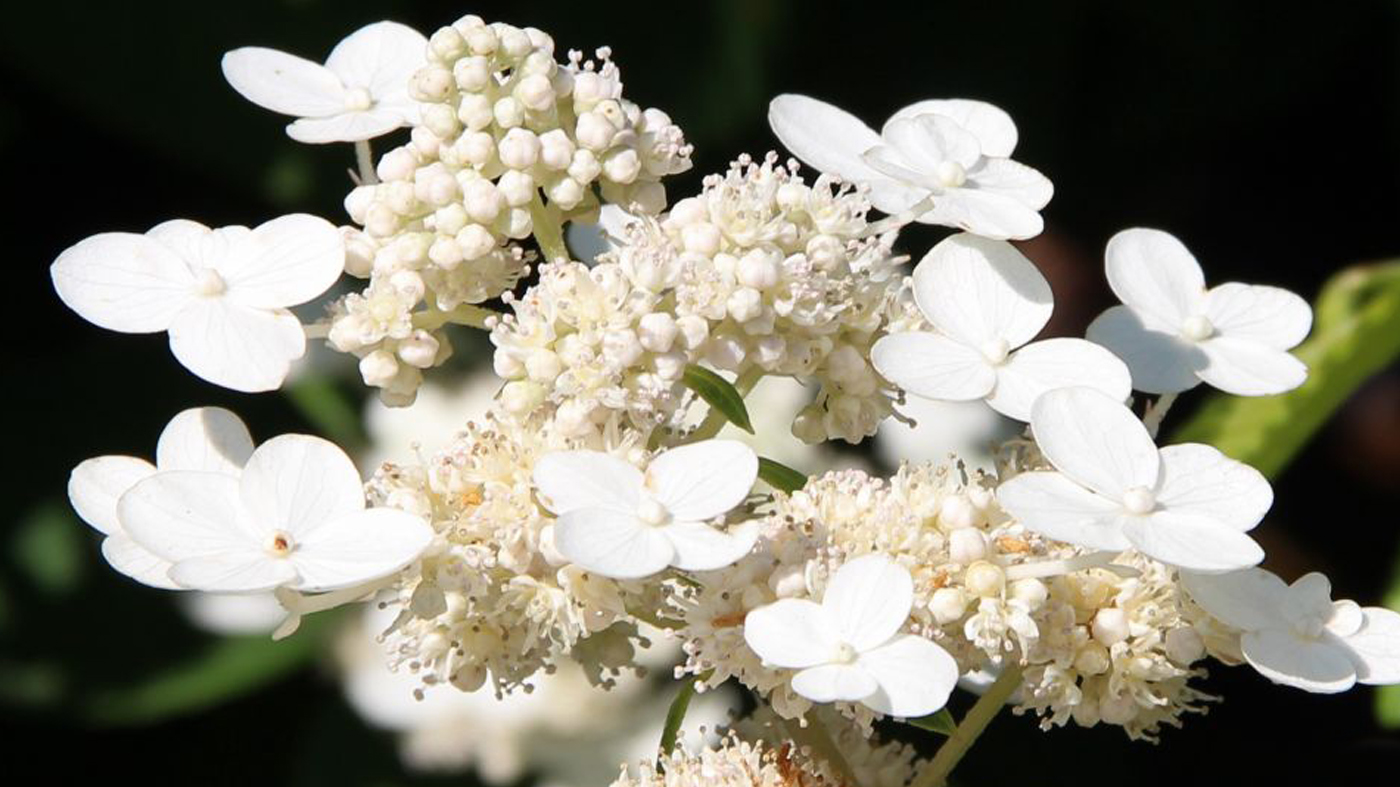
[
  {"left": 411, "top": 303, "right": 503, "bottom": 331},
  {"left": 528, "top": 192, "right": 570, "bottom": 263},
  {"left": 912, "top": 663, "right": 1024, "bottom": 787},
  {"left": 687, "top": 367, "right": 763, "bottom": 443},
  {"left": 354, "top": 140, "right": 378, "bottom": 185},
  {"left": 657, "top": 670, "right": 711, "bottom": 765},
  {"left": 782, "top": 714, "right": 861, "bottom": 787}
]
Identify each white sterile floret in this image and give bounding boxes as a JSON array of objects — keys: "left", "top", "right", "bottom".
[
  {"left": 1181, "top": 568, "right": 1400, "bottom": 693},
  {"left": 222, "top": 21, "right": 428, "bottom": 143},
  {"left": 1086, "top": 228, "right": 1312, "bottom": 395},
  {"left": 51, "top": 215, "right": 344, "bottom": 392},
  {"left": 872, "top": 233, "right": 1131, "bottom": 422},
  {"left": 117, "top": 433, "right": 434, "bottom": 592},
  {"left": 997, "top": 387, "right": 1271, "bottom": 573},
  {"left": 768, "top": 95, "right": 1052, "bottom": 240},
  {"left": 743, "top": 554, "right": 959, "bottom": 718},
  {"left": 67, "top": 407, "right": 254, "bottom": 588},
  {"left": 532, "top": 440, "right": 760, "bottom": 579}
]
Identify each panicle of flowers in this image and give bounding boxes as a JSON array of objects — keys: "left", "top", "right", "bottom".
[{"left": 612, "top": 731, "right": 837, "bottom": 787}]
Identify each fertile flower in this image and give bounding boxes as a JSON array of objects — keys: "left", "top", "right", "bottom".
[
  {"left": 1182, "top": 568, "right": 1400, "bottom": 693},
  {"left": 743, "top": 554, "right": 959, "bottom": 717},
  {"left": 51, "top": 215, "right": 344, "bottom": 392},
  {"left": 533, "top": 440, "right": 759, "bottom": 579},
  {"left": 997, "top": 387, "right": 1270, "bottom": 573},
  {"left": 222, "top": 21, "right": 428, "bottom": 143},
  {"left": 768, "top": 95, "right": 1052, "bottom": 240},
  {"left": 872, "top": 233, "right": 1131, "bottom": 422},
  {"left": 118, "top": 433, "right": 434, "bottom": 592},
  {"left": 1086, "top": 228, "right": 1312, "bottom": 395},
  {"left": 67, "top": 407, "right": 254, "bottom": 588}
]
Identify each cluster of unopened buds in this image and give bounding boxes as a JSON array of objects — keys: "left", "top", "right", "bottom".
[{"left": 52, "top": 13, "right": 1399, "bottom": 787}]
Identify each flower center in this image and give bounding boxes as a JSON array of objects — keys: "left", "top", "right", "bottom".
[
  {"left": 265, "top": 529, "right": 296, "bottom": 558},
  {"left": 1292, "top": 613, "right": 1326, "bottom": 641},
  {"left": 1121, "top": 486, "right": 1157, "bottom": 515},
  {"left": 933, "top": 160, "right": 967, "bottom": 189},
  {"left": 1179, "top": 314, "right": 1215, "bottom": 341},
  {"left": 344, "top": 87, "right": 374, "bottom": 111},
  {"left": 636, "top": 497, "right": 671, "bottom": 527},
  {"left": 832, "top": 641, "right": 859, "bottom": 665},
  {"left": 979, "top": 338, "right": 1010, "bottom": 365},
  {"left": 193, "top": 268, "right": 227, "bottom": 297}
]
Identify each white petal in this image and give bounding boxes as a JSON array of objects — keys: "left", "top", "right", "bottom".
[
  {"left": 239, "top": 434, "right": 365, "bottom": 538},
  {"left": 290, "top": 507, "right": 434, "bottom": 592},
  {"left": 553, "top": 508, "right": 674, "bottom": 580},
  {"left": 149, "top": 222, "right": 250, "bottom": 271},
  {"left": 156, "top": 407, "right": 254, "bottom": 474},
  {"left": 533, "top": 451, "right": 642, "bottom": 514},
  {"left": 179, "top": 592, "right": 286, "bottom": 636},
  {"left": 647, "top": 440, "right": 757, "bottom": 521},
  {"left": 1154, "top": 444, "right": 1272, "bottom": 531},
  {"left": 867, "top": 179, "right": 930, "bottom": 216},
  {"left": 987, "top": 338, "right": 1132, "bottom": 422},
  {"left": 880, "top": 115, "right": 981, "bottom": 171},
  {"left": 912, "top": 233, "right": 1052, "bottom": 349},
  {"left": 871, "top": 332, "right": 996, "bottom": 402},
  {"left": 169, "top": 551, "right": 299, "bottom": 592},
  {"left": 1196, "top": 336, "right": 1308, "bottom": 395},
  {"left": 1104, "top": 228, "right": 1206, "bottom": 330},
  {"left": 822, "top": 554, "right": 914, "bottom": 651},
  {"left": 743, "top": 598, "right": 840, "bottom": 669},
  {"left": 1346, "top": 607, "right": 1400, "bottom": 685},
  {"left": 325, "top": 21, "right": 427, "bottom": 100},
  {"left": 1327, "top": 600, "right": 1366, "bottom": 638},
  {"left": 888, "top": 99, "right": 1019, "bottom": 158},
  {"left": 1086, "top": 305, "right": 1205, "bottom": 394},
  {"left": 167, "top": 299, "right": 306, "bottom": 392},
  {"left": 1242, "top": 628, "right": 1356, "bottom": 693},
  {"left": 220, "top": 47, "right": 346, "bottom": 118},
  {"left": 790, "top": 664, "right": 880, "bottom": 704},
  {"left": 996, "top": 472, "right": 1133, "bottom": 551},
  {"left": 1121, "top": 511, "right": 1263, "bottom": 573},
  {"left": 966, "top": 158, "right": 1053, "bottom": 209},
  {"left": 51, "top": 233, "right": 193, "bottom": 333},
  {"left": 286, "top": 109, "right": 409, "bottom": 144},
  {"left": 1284, "top": 572, "right": 1336, "bottom": 624},
  {"left": 1205, "top": 283, "right": 1312, "bottom": 350},
  {"left": 220, "top": 214, "right": 344, "bottom": 308},
  {"left": 1179, "top": 568, "right": 1290, "bottom": 631},
  {"left": 101, "top": 534, "right": 180, "bottom": 590},
  {"left": 663, "top": 521, "right": 757, "bottom": 572},
  {"left": 767, "top": 94, "right": 886, "bottom": 184},
  {"left": 914, "top": 188, "right": 1044, "bottom": 240},
  {"left": 857, "top": 634, "right": 960, "bottom": 717},
  {"left": 1029, "top": 387, "right": 1158, "bottom": 499},
  {"left": 119, "top": 471, "right": 256, "bottom": 562},
  {"left": 69, "top": 456, "right": 156, "bottom": 535}
]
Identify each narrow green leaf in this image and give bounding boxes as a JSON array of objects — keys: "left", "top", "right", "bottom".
[
  {"left": 658, "top": 671, "right": 710, "bottom": 764},
  {"left": 13, "top": 501, "right": 85, "bottom": 597},
  {"left": 758, "top": 457, "right": 808, "bottom": 493},
  {"left": 1172, "top": 262, "right": 1400, "bottom": 478},
  {"left": 682, "top": 365, "right": 754, "bottom": 433},
  {"left": 906, "top": 708, "right": 957, "bottom": 736},
  {"left": 284, "top": 375, "right": 366, "bottom": 451},
  {"left": 1376, "top": 545, "right": 1400, "bottom": 729}
]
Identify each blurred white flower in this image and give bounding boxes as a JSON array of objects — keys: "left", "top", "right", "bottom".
[
  {"left": 362, "top": 372, "right": 502, "bottom": 470},
  {"left": 874, "top": 397, "right": 1009, "bottom": 472},
  {"left": 178, "top": 592, "right": 287, "bottom": 636},
  {"left": 1086, "top": 228, "right": 1312, "bottom": 395},
  {"left": 769, "top": 94, "right": 1052, "bottom": 239},
  {"left": 222, "top": 21, "right": 427, "bottom": 143}
]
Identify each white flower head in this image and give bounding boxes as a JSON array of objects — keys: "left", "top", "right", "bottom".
[
  {"left": 532, "top": 440, "right": 760, "bottom": 580},
  {"left": 768, "top": 94, "right": 1053, "bottom": 240},
  {"left": 1086, "top": 228, "right": 1312, "bottom": 395},
  {"left": 51, "top": 215, "right": 344, "bottom": 392},
  {"left": 1182, "top": 568, "right": 1400, "bottom": 693},
  {"left": 743, "top": 554, "right": 959, "bottom": 718},
  {"left": 68, "top": 407, "right": 254, "bottom": 588},
  {"left": 222, "top": 21, "right": 427, "bottom": 143},
  {"left": 997, "top": 386, "right": 1271, "bottom": 573},
  {"left": 117, "top": 433, "right": 434, "bottom": 593},
  {"left": 872, "top": 233, "right": 1132, "bottom": 422}
]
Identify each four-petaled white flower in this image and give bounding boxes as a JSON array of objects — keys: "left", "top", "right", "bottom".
[
  {"left": 872, "top": 233, "right": 1131, "bottom": 422},
  {"left": 68, "top": 407, "right": 255, "bottom": 588},
  {"left": 532, "top": 440, "right": 760, "bottom": 580},
  {"left": 997, "top": 386, "right": 1270, "bottom": 573},
  {"left": 743, "top": 554, "right": 959, "bottom": 718},
  {"left": 118, "top": 432, "right": 434, "bottom": 592},
  {"left": 1182, "top": 568, "right": 1400, "bottom": 693},
  {"left": 1086, "top": 228, "right": 1312, "bottom": 395},
  {"left": 769, "top": 94, "right": 1053, "bottom": 240},
  {"left": 222, "top": 21, "right": 427, "bottom": 144},
  {"left": 51, "top": 215, "right": 344, "bottom": 392}
]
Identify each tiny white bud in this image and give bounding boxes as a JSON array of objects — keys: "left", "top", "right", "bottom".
[
  {"left": 1091, "top": 608, "right": 1131, "bottom": 646},
  {"left": 568, "top": 149, "right": 602, "bottom": 183},
  {"left": 514, "top": 73, "right": 555, "bottom": 111},
  {"left": 638, "top": 313, "right": 678, "bottom": 353},
  {"left": 727, "top": 287, "right": 763, "bottom": 322},
  {"left": 737, "top": 248, "right": 782, "bottom": 289},
  {"left": 538, "top": 129, "right": 575, "bottom": 170},
  {"left": 377, "top": 147, "right": 418, "bottom": 183},
  {"left": 603, "top": 329, "right": 644, "bottom": 368},
  {"left": 410, "top": 66, "right": 454, "bottom": 102},
  {"left": 930, "top": 587, "right": 968, "bottom": 624},
  {"left": 545, "top": 176, "right": 584, "bottom": 210},
  {"left": 576, "top": 111, "right": 616, "bottom": 150},
  {"left": 1009, "top": 578, "right": 1049, "bottom": 609},
  {"left": 1165, "top": 627, "right": 1205, "bottom": 664},
  {"left": 497, "top": 170, "right": 536, "bottom": 207},
  {"left": 452, "top": 55, "right": 491, "bottom": 92},
  {"left": 939, "top": 495, "right": 979, "bottom": 530},
  {"left": 525, "top": 349, "right": 563, "bottom": 381},
  {"left": 462, "top": 179, "right": 506, "bottom": 223},
  {"left": 500, "top": 380, "right": 545, "bottom": 414},
  {"left": 676, "top": 315, "right": 709, "bottom": 350},
  {"left": 948, "top": 528, "right": 988, "bottom": 564},
  {"left": 1074, "top": 642, "right": 1111, "bottom": 675},
  {"left": 964, "top": 561, "right": 1005, "bottom": 598},
  {"left": 493, "top": 96, "right": 525, "bottom": 128},
  {"left": 359, "top": 350, "right": 400, "bottom": 387},
  {"left": 398, "top": 330, "right": 440, "bottom": 369},
  {"left": 498, "top": 128, "right": 541, "bottom": 170},
  {"left": 601, "top": 148, "right": 641, "bottom": 184},
  {"left": 456, "top": 224, "right": 497, "bottom": 260},
  {"left": 681, "top": 222, "right": 722, "bottom": 255}
]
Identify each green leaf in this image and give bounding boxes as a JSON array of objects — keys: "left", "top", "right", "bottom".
[
  {"left": 1377, "top": 545, "right": 1400, "bottom": 729},
  {"left": 658, "top": 671, "right": 710, "bottom": 764},
  {"left": 682, "top": 365, "right": 754, "bottom": 434},
  {"left": 1172, "top": 262, "right": 1400, "bottom": 478},
  {"left": 284, "top": 375, "right": 366, "bottom": 451},
  {"left": 83, "top": 609, "right": 338, "bottom": 726},
  {"left": 758, "top": 457, "right": 808, "bottom": 493},
  {"left": 907, "top": 708, "right": 958, "bottom": 736},
  {"left": 12, "top": 501, "right": 86, "bottom": 597}
]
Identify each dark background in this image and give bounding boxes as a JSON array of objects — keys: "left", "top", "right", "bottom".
[{"left": 2, "top": 1, "right": 1397, "bottom": 784}]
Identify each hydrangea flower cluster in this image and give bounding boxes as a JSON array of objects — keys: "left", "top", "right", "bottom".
[{"left": 50, "top": 12, "right": 1400, "bottom": 787}]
